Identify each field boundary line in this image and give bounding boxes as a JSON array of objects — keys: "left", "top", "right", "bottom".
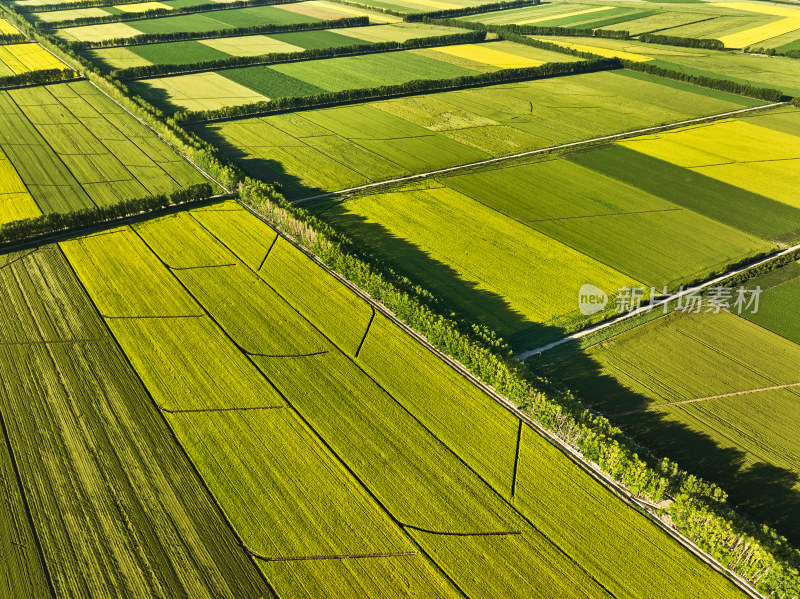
[
  {"left": 159, "top": 404, "right": 286, "bottom": 414},
  {"left": 611, "top": 382, "right": 800, "bottom": 417},
  {"left": 245, "top": 549, "right": 417, "bottom": 562},
  {"left": 237, "top": 202, "right": 769, "bottom": 599},
  {"left": 401, "top": 524, "right": 522, "bottom": 537},
  {"left": 292, "top": 101, "right": 786, "bottom": 205},
  {"left": 517, "top": 241, "right": 800, "bottom": 361}
]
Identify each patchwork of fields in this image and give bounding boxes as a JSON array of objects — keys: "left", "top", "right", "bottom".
[
  {"left": 134, "top": 40, "right": 576, "bottom": 112},
  {"left": 195, "top": 68, "right": 764, "bottom": 198},
  {"left": 1, "top": 0, "right": 799, "bottom": 593},
  {"left": 546, "top": 296, "right": 800, "bottom": 544},
  {"left": 0, "top": 200, "right": 749, "bottom": 597},
  {"left": 0, "top": 80, "right": 213, "bottom": 225},
  {"left": 55, "top": 1, "right": 399, "bottom": 42}
]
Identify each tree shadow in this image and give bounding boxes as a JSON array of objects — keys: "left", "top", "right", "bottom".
[{"left": 545, "top": 348, "right": 800, "bottom": 545}]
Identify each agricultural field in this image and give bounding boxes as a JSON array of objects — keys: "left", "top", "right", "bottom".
[
  {"left": 194, "top": 68, "right": 765, "bottom": 198},
  {"left": 545, "top": 304, "right": 800, "bottom": 544},
  {"left": 535, "top": 35, "right": 800, "bottom": 94},
  {"left": 86, "top": 21, "right": 462, "bottom": 70},
  {"left": 133, "top": 40, "right": 574, "bottom": 113},
  {"left": 55, "top": 1, "right": 399, "bottom": 43},
  {"left": 25, "top": 200, "right": 746, "bottom": 598},
  {"left": 0, "top": 80, "right": 214, "bottom": 225},
  {"left": 0, "top": 244, "right": 273, "bottom": 598},
  {"left": 0, "top": 42, "right": 68, "bottom": 76},
  {"left": 463, "top": 0, "right": 800, "bottom": 49}
]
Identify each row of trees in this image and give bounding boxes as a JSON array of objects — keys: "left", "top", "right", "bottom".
[
  {"left": 421, "top": 16, "right": 630, "bottom": 39},
  {"left": 5, "top": 7, "right": 799, "bottom": 594},
  {"left": 404, "top": 0, "right": 537, "bottom": 22},
  {"left": 0, "top": 67, "right": 77, "bottom": 89},
  {"left": 114, "top": 31, "right": 487, "bottom": 80},
  {"left": 68, "top": 16, "right": 368, "bottom": 49},
  {"left": 0, "top": 183, "right": 214, "bottom": 244},
  {"left": 746, "top": 46, "right": 800, "bottom": 59},
  {"left": 39, "top": 0, "right": 298, "bottom": 29},
  {"left": 175, "top": 58, "right": 621, "bottom": 122},
  {"left": 623, "top": 59, "right": 783, "bottom": 101},
  {"left": 0, "top": 33, "right": 26, "bottom": 43},
  {"left": 638, "top": 33, "right": 724, "bottom": 49},
  {"left": 238, "top": 178, "right": 800, "bottom": 596}
]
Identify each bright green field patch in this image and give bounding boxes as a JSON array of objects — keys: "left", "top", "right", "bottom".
[
  {"left": 316, "top": 182, "right": 640, "bottom": 343},
  {"left": 219, "top": 65, "right": 326, "bottom": 98},
  {"left": 128, "top": 39, "right": 230, "bottom": 64},
  {"left": 568, "top": 144, "right": 800, "bottom": 243},
  {"left": 128, "top": 6, "right": 319, "bottom": 35},
  {"left": 743, "top": 272, "right": 800, "bottom": 344},
  {"left": 440, "top": 157, "right": 774, "bottom": 289}
]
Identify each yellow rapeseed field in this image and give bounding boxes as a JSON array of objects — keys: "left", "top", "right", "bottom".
[
  {"left": 432, "top": 44, "right": 544, "bottom": 68},
  {"left": 713, "top": 2, "right": 800, "bottom": 47},
  {"left": 0, "top": 43, "right": 66, "bottom": 74},
  {"left": 619, "top": 119, "right": 800, "bottom": 206},
  {"left": 0, "top": 152, "right": 41, "bottom": 225},
  {"left": 0, "top": 18, "right": 20, "bottom": 35}
]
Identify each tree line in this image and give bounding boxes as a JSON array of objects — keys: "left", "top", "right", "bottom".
[
  {"left": 113, "top": 31, "right": 487, "bottom": 80},
  {"left": 0, "top": 67, "right": 77, "bottom": 89},
  {"left": 39, "top": 0, "right": 300, "bottom": 29},
  {"left": 404, "top": 0, "right": 537, "bottom": 22},
  {"left": 7, "top": 9, "right": 800, "bottom": 593},
  {"left": 238, "top": 177, "right": 800, "bottom": 597},
  {"left": 0, "top": 183, "right": 214, "bottom": 244},
  {"left": 746, "top": 46, "right": 800, "bottom": 59},
  {"left": 622, "top": 60, "right": 783, "bottom": 101},
  {"left": 67, "top": 16, "right": 368, "bottom": 49},
  {"left": 0, "top": 33, "right": 27, "bottom": 44},
  {"left": 420, "top": 16, "right": 630, "bottom": 39},
  {"left": 497, "top": 30, "right": 612, "bottom": 60},
  {"left": 638, "top": 33, "right": 724, "bottom": 50},
  {"left": 175, "top": 58, "right": 621, "bottom": 122}
]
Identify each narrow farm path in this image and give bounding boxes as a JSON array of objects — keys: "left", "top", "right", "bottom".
[
  {"left": 293, "top": 101, "right": 787, "bottom": 205},
  {"left": 610, "top": 382, "right": 800, "bottom": 417}
]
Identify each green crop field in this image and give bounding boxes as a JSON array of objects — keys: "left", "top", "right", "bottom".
[
  {"left": 0, "top": 200, "right": 740, "bottom": 597},
  {"left": 0, "top": 245, "right": 273, "bottom": 598},
  {"left": 743, "top": 263, "right": 800, "bottom": 345},
  {"left": 547, "top": 308, "right": 800, "bottom": 543},
  {"left": 194, "top": 68, "right": 763, "bottom": 198},
  {"left": 0, "top": 80, "right": 213, "bottom": 225}
]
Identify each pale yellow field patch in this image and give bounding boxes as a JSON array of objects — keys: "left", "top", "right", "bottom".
[
  {"left": 518, "top": 6, "right": 614, "bottom": 25},
  {"left": 431, "top": 44, "right": 544, "bottom": 68},
  {"left": 199, "top": 35, "right": 304, "bottom": 56},
  {"left": 145, "top": 72, "right": 268, "bottom": 112},
  {"left": 283, "top": 0, "right": 399, "bottom": 23},
  {"left": 0, "top": 19, "right": 20, "bottom": 36},
  {"left": 91, "top": 47, "right": 151, "bottom": 69},
  {"left": 0, "top": 152, "right": 41, "bottom": 225},
  {"left": 534, "top": 39, "right": 652, "bottom": 62},
  {"left": 116, "top": 1, "right": 173, "bottom": 12},
  {"left": 400, "top": 0, "right": 461, "bottom": 9},
  {"left": 620, "top": 119, "right": 800, "bottom": 207},
  {"left": 719, "top": 17, "right": 800, "bottom": 48},
  {"left": 37, "top": 7, "right": 110, "bottom": 21},
  {"left": 60, "top": 22, "right": 143, "bottom": 43}
]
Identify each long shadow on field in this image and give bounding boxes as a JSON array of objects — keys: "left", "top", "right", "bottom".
[
  {"left": 191, "top": 124, "right": 331, "bottom": 202},
  {"left": 545, "top": 349, "right": 800, "bottom": 546},
  {"left": 307, "top": 204, "right": 569, "bottom": 352}
]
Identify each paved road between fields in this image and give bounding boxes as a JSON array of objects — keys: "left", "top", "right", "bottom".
[
  {"left": 516, "top": 241, "right": 800, "bottom": 361},
  {"left": 293, "top": 101, "right": 787, "bottom": 205}
]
